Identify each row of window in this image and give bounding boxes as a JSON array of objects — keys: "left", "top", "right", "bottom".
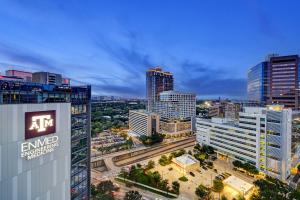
[{"left": 211, "top": 137, "right": 256, "bottom": 154}]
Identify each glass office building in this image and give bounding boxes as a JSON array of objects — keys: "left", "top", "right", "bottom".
[
  {"left": 247, "top": 61, "right": 268, "bottom": 104},
  {"left": 0, "top": 80, "right": 91, "bottom": 200},
  {"left": 248, "top": 55, "right": 300, "bottom": 110}
]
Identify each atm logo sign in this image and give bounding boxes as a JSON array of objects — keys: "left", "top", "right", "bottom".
[{"left": 25, "top": 110, "right": 56, "bottom": 139}]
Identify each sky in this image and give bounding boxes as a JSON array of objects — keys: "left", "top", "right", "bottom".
[{"left": 0, "top": 0, "right": 300, "bottom": 99}]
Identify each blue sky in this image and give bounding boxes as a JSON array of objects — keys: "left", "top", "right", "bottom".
[{"left": 0, "top": 0, "right": 300, "bottom": 99}]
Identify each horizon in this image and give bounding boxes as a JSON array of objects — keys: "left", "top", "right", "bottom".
[{"left": 0, "top": 0, "right": 300, "bottom": 99}]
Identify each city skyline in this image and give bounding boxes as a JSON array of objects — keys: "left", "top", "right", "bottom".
[{"left": 1, "top": 0, "right": 300, "bottom": 99}]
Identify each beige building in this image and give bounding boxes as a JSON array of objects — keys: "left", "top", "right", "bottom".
[
  {"left": 172, "top": 154, "right": 199, "bottom": 175},
  {"left": 129, "top": 110, "right": 160, "bottom": 136},
  {"left": 225, "top": 102, "right": 241, "bottom": 120},
  {"left": 160, "top": 120, "right": 192, "bottom": 137}
]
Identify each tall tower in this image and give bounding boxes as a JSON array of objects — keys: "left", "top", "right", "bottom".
[
  {"left": 248, "top": 54, "right": 300, "bottom": 110},
  {"left": 146, "top": 67, "right": 173, "bottom": 111},
  {"left": 268, "top": 55, "right": 299, "bottom": 109}
]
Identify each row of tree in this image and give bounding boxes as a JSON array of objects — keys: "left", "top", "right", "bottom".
[
  {"left": 91, "top": 180, "right": 145, "bottom": 200},
  {"left": 232, "top": 160, "right": 259, "bottom": 175},
  {"left": 250, "top": 176, "right": 300, "bottom": 200}
]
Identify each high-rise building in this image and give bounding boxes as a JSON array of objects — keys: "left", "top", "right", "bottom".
[
  {"left": 129, "top": 110, "right": 160, "bottom": 136},
  {"left": 248, "top": 54, "right": 300, "bottom": 109},
  {"left": 0, "top": 78, "right": 91, "bottom": 200},
  {"left": 146, "top": 67, "right": 173, "bottom": 111},
  {"left": 32, "top": 72, "right": 63, "bottom": 86},
  {"left": 196, "top": 105, "right": 297, "bottom": 181},
  {"left": 247, "top": 61, "right": 269, "bottom": 104},
  {"left": 268, "top": 55, "right": 300, "bottom": 109}
]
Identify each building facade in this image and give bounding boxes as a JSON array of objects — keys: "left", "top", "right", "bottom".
[
  {"left": 196, "top": 106, "right": 295, "bottom": 181},
  {"left": 268, "top": 55, "right": 300, "bottom": 109},
  {"left": 248, "top": 54, "right": 300, "bottom": 109},
  {"left": 32, "top": 72, "right": 63, "bottom": 86},
  {"left": 224, "top": 102, "right": 241, "bottom": 120},
  {"left": 154, "top": 91, "right": 196, "bottom": 120},
  {"left": 0, "top": 79, "right": 91, "bottom": 200},
  {"left": 247, "top": 61, "right": 269, "bottom": 104},
  {"left": 146, "top": 67, "right": 173, "bottom": 112},
  {"left": 128, "top": 110, "right": 160, "bottom": 137},
  {"left": 0, "top": 103, "right": 71, "bottom": 200}
]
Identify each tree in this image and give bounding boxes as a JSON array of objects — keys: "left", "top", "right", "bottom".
[
  {"left": 195, "top": 184, "right": 211, "bottom": 200},
  {"left": 124, "top": 191, "right": 142, "bottom": 200},
  {"left": 288, "top": 189, "right": 300, "bottom": 200},
  {"left": 236, "top": 195, "right": 246, "bottom": 200},
  {"left": 213, "top": 179, "right": 224, "bottom": 193},
  {"left": 146, "top": 160, "right": 155, "bottom": 170},
  {"left": 96, "top": 180, "right": 114, "bottom": 194},
  {"left": 221, "top": 195, "right": 228, "bottom": 200},
  {"left": 172, "top": 181, "right": 180, "bottom": 195},
  {"left": 213, "top": 179, "right": 224, "bottom": 199},
  {"left": 126, "top": 137, "right": 134, "bottom": 149},
  {"left": 91, "top": 184, "right": 97, "bottom": 197},
  {"left": 151, "top": 171, "right": 161, "bottom": 187}
]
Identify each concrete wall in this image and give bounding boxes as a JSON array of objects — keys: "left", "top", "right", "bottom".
[{"left": 0, "top": 103, "right": 71, "bottom": 200}]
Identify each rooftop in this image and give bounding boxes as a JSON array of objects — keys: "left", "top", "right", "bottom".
[
  {"left": 173, "top": 154, "right": 199, "bottom": 166},
  {"left": 223, "top": 176, "right": 254, "bottom": 194}
]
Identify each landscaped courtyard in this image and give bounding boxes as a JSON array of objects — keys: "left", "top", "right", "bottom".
[{"left": 124, "top": 146, "right": 256, "bottom": 200}]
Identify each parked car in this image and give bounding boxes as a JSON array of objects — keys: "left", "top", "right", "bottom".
[
  {"left": 190, "top": 172, "right": 195, "bottom": 177},
  {"left": 202, "top": 166, "right": 208, "bottom": 170}
]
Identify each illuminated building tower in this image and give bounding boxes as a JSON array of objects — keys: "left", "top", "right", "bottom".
[
  {"left": 268, "top": 55, "right": 300, "bottom": 109},
  {"left": 146, "top": 67, "right": 173, "bottom": 111}
]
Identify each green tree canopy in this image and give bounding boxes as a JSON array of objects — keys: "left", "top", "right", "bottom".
[{"left": 124, "top": 191, "right": 142, "bottom": 200}]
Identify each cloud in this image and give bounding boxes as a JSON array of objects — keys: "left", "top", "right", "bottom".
[
  {"left": 93, "top": 30, "right": 153, "bottom": 79},
  {"left": 92, "top": 83, "right": 145, "bottom": 97},
  {"left": 0, "top": 42, "right": 62, "bottom": 73},
  {"left": 178, "top": 60, "right": 246, "bottom": 98}
]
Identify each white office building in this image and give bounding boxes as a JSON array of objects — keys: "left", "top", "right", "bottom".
[
  {"left": 196, "top": 106, "right": 294, "bottom": 181},
  {"left": 129, "top": 110, "right": 160, "bottom": 137}
]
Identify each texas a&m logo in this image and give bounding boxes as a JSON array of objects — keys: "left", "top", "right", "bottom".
[{"left": 25, "top": 110, "right": 56, "bottom": 139}]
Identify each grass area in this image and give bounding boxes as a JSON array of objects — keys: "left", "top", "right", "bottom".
[{"left": 115, "top": 177, "right": 177, "bottom": 199}]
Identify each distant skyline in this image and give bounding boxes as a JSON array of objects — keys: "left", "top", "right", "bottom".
[{"left": 0, "top": 0, "right": 300, "bottom": 99}]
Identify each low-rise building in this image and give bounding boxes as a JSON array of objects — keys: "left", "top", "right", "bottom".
[
  {"left": 160, "top": 119, "right": 192, "bottom": 137},
  {"left": 172, "top": 154, "right": 199, "bottom": 175}
]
